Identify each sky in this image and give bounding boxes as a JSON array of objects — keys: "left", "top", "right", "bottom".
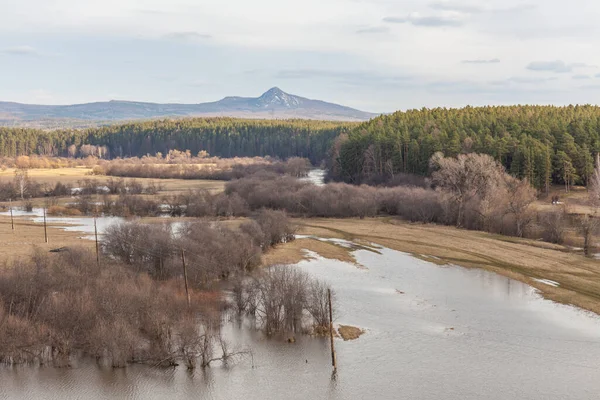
[{"left": 1, "top": 0, "right": 600, "bottom": 112}]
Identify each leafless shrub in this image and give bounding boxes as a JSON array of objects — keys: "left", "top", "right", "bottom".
[
  {"left": 23, "top": 200, "right": 34, "bottom": 212},
  {"left": 539, "top": 208, "right": 568, "bottom": 244},
  {"left": 144, "top": 180, "right": 163, "bottom": 195},
  {"left": 75, "top": 194, "right": 95, "bottom": 214},
  {"left": 253, "top": 209, "right": 296, "bottom": 247},
  {"left": 127, "top": 179, "right": 144, "bottom": 195},
  {"left": 242, "top": 266, "right": 334, "bottom": 335},
  {"left": 99, "top": 156, "right": 312, "bottom": 181},
  {"left": 214, "top": 193, "right": 249, "bottom": 217},
  {"left": 577, "top": 213, "right": 600, "bottom": 256},
  {"left": 0, "top": 247, "right": 224, "bottom": 368},
  {"left": 104, "top": 217, "right": 266, "bottom": 287}
]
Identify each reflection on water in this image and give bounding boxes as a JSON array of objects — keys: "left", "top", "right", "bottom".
[
  {"left": 3, "top": 241, "right": 600, "bottom": 399},
  {"left": 301, "top": 169, "right": 326, "bottom": 186}
]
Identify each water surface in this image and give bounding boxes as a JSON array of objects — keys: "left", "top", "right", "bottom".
[
  {"left": 2, "top": 241, "right": 600, "bottom": 399},
  {"left": 301, "top": 169, "right": 326, "bottom": 186}
]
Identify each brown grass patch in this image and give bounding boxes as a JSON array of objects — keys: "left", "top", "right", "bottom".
[
  {"left": 0, "top": 167, "right": 226, "bottom": 195},
  {"left": 262, "top": 238, "right": 356, "bottom": 266},
  {"left": 337, "top": 325, "right": 365, "bottom": 341},
  {"left": 47, "top": 206, "right": 83, "bottom": 216},
  {"left": 0, "top": 215, "right": 93, "bottom": 264}
]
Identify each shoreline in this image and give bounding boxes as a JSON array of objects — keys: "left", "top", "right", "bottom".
[
  {"left": 265, "top": 217, "right": 600, "bottom": 316},
  {"left": 5, "top": 212, "right": 600, "bottom": 317}
]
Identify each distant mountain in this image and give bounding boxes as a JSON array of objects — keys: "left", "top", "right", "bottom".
[{"left": 0, "top": 88, "right": 377, "bottom": 127}]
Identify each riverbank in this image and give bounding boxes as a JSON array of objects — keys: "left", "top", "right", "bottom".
[
  {"left": 265, "top": 217, "right": 600, "bottom": 316},
  {"left": 6, "top": 211, "right": 600, "bottom": 317}
]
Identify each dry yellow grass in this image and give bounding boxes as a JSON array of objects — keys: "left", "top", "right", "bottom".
[
  {"left": 0, "top": 215, "right": 93, "bottom": 263},
  {"left": 290, "top": 217, "right": 600, "bottom": 315},
  {"left": 262, "top": 238, "right": 357, "bottom": 266},
  {"left": 533, "top": 185, "right": 595, "bottom": 215},
  {"left": 0, "top": 167, "right": 226, "bottom": 194},
  {"left": 337, "top": 325, "right": 365, "bottom": 341}
]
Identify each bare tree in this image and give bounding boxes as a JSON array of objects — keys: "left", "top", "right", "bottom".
[
  {"left": 67, "top": 144, "right": 78, "bottom": 158},
  {"left": 504, "top": 176, "right": 538, "bottom": 237},
  {"left": 244, "top": 266, "right": 334, "bottom": 335},
  {"left": 13, "top": 167, "right": 29, "bottom": 200},
  {"left": 589, "top": 158, "right": 600, "bottom": 206},
  {"left": 539, "top": 208, "right": 567, "bottom": 244},
  {"left": 285, "top": 157, "right": 311, "bottom": 178},
  {"left": 431, "top": 153, "right": 504, "bottom": 227},
  {"left": 578, "top": 213, "right": 600, "bottom": 257}
]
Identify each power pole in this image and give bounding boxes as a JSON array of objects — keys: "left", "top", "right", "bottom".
[
  {"left": 94, "top": 217, "right": 100, "bottom": 267},
  {"left": 181, "top": 249, "right": 191, "bottom": 308},
  {"left": 9, "top": 199, "right": 14, "bottom": 232},
  {"left": 43, "top": 207, "right": 48, "bottom": 243},
  {"left": 328, "top": 288, "right": 337, "bottom": 371}
]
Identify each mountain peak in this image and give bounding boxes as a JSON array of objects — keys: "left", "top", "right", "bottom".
[
  {"left": 262, "top": 87, "right": 285, "bottom": 96},
  {"left": 256, "top": 87, "right": 302, "bottom": 109},
  {"left": 0, "top": 88, "right": 377, "bottom": 125}
]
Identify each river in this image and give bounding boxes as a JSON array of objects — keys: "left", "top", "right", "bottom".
[
  {"left": 301, "top": 169, "right": 326, "bottom": 186},
  {"left": 2, "top": 237, "right": 600, "bottom": 399}
]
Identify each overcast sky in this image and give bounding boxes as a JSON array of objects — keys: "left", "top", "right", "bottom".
[{"left": 1, "top": 0, "right": 600, "bottom": 112}]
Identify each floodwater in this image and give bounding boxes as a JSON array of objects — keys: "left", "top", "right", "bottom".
[
  {"left": 301, "top": 169, "right": 326, "bottom": 186},
  {"left": 3, "top": 240, "right": 600, "bottom": 399},
  {"left": 0, "top": 208, "right": 184, "bottom": 239}
]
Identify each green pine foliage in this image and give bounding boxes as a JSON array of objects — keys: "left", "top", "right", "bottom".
[
  {"left": 332, "top": 105, "right": 600, "bottom": 189},
  {"left": 0, "top": 118, "right": 354, "bottom": 165}
]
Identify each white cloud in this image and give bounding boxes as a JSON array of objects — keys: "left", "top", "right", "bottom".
[
  {"left": 1, "top": 45, "right": 40, "bottom": 56},
  {"left": 1, "top": 0, "right": 600, "bottom": 110},
  {"left": 462, "top": 58, "right": 500, "bottom": 64}
]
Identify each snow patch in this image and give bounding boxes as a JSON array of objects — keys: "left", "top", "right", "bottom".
[{"left": 533, "top": 278, "right": 560, "bottom": 287}]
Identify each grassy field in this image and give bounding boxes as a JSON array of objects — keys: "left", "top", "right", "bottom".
[
  {"left": 0, "top": 215, "right": 93, "bottom": 263},
  {"left": 265, "top": 217, "right": 600, "bottom": 315},
  {"left": 0, "top": 167, "right": 226, "bottom": 194},
  {"left": 533, "top": 185, "right": 595, "bottom": 215}
]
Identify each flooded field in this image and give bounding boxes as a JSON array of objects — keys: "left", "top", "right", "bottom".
[
  {"left": 0, "top": 208, "right": 187, "bottom": 240},
  {"left": 2, "top": 238, "right": 600, "bottom": 399}
]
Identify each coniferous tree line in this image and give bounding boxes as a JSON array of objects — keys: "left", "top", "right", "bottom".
[
  {"left": 6, "top": 106, "right": 600, "bottom": 190},
  {"left": 0, "top": 118, "right": 351, "bottom": 164},
  {"left": 330, "top": 105, "right": 600, "bottom": 190}
]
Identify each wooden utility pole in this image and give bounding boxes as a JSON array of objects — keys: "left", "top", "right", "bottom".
[
  {"left": 328, "top": 288, "right": 337, "bottom": 371},
  {"left": 94, "top": 217, "right": 100, "bottom": 267},
  {"left": 9, "top": 199, "right": 14, "bottom": 232},
  {"left": 181, "top": 249, "right": 191, "bottom": 308},
  {"left": 43, "top": 207, "right": 48, "bottom": 243}
]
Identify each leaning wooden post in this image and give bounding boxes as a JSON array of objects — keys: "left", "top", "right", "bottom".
[
  {"left": 94, "top": 217, "right": 100, "bottom": 267},
  {"left": 328, "top": 288, "right": 337, "bottom": 371},
  {"left": 9, "top": 199, "right": 14, "bottom": 232},
  {"left": 43, "top": 207, "right": 48, "bottom": 243},
  {"left": 181, "top": 249, "right": 191, "bottom": 308}
]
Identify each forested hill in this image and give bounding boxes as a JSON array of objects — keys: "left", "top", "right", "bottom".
[
  {"left": 331, "top": 105, "right": 600, "bottom": 189},
  {"left": 5, "top": 105, "right": 600, "bottom": 187},
  {"left": 0, "top": 118, "right": 354, "bottom": 164}
]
